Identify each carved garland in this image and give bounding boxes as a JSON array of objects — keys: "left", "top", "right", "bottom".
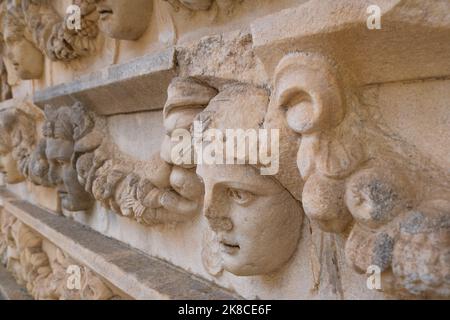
[{"left": 40, "top": 101, "right": 203, "bottom": 225}]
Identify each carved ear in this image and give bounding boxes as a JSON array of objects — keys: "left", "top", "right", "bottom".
[{"left": 274, "top": 53, "right": 345, "bottom": 135}]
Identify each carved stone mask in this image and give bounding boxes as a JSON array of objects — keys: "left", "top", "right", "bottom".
[
  {"left": 197, "top": 85, "right": 303, "bottom": 276},
  {"left": 0, "top": 122, "right": 20, "bottom": 184},
  {"left": 3, "top": 2, "right": 44, "bottom": 80},
  {"left": 5, "top": 37, "right": 43, "bottom": 80},
  {"left": 45, "top": 137, "right": 93, "bottom": 212},
  {"left": 0, "top": 108, "right": 36, "bottom": 184},
  {"left": 199, "top": 164, "right": 302, "bottom": 276},
  {"left": 0, "top": 145, "right": 24, "bottom": 184},
  {"left": 97, "top": 0, "right": 153, "bottom": 40},
  {"left": 44, "top": 107, "right": 94, "bottom": 212}
]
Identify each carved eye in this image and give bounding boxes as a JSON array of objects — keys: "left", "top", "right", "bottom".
[{"left": 227, "top": 188, "right": 255, "bottom": 206}]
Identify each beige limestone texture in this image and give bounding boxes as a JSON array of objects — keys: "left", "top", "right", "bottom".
[{"left": 0, "top": 0, "right": 448, "bottom": 300}]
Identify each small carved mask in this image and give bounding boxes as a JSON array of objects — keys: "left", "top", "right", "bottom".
[
  {"left": 45, "top": 137, "right": 93, "bottom": 212},
  {"left": 5, "top": 37, "right": 44, "bottom": 80},
  {"left": 3, "top": 3, "right": 44, "bottom": 80},
  {"left": 44, "top": 107, "right": 94, "bottom": 212},
  {"left": 0, "top": 146, "right": 24, "bottom": 184},
  {"left": 0, "top": 113, "right": 24, "bottom": 184}
]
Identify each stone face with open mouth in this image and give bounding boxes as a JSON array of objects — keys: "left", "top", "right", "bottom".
[
  {"left": 219, "top": 239, "right": 240, "bottom": 255},
  {"left": 196, "top": 85, "right": 304, "bottom": 277}
]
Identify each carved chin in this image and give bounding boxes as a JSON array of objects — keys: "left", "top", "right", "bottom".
[
  {"left": 222, "top": 259, "right": 268, "bottom": 277},
  {"left": 99, "top": 20, "right": 148, "bottom": 41}
]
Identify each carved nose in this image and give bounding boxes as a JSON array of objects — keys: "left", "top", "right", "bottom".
[
  {"left": 204, "top": 205, "right": 233, "bottom": 232},
  {"left": 207, "top": 216, "right": 233, "bottom": 232}
]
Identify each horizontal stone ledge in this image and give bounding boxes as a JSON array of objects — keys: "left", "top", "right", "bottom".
[
  {"left": 33, "top": 48, "right": 177, "bottom": 116},
  {"left": 0, "top": 264, "right": 33, "bottom": 300},
  {"left": 251, "top": 0, "right": 450, "bottom": 85},
  {"left": 1, "top": 192, "right": 239, "bottom": 300}
]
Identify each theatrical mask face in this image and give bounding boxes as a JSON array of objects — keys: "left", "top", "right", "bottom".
[
  {"left": 0, "top": 146, "right": 24, "bottom": 184},
  {"left": 97, "top": 0, "right": 153, "bottom": 40},
  {"left": 45, "top": 138, "right": 93, "bottom": 211},
  {"left": 197, "top": 164, "right": 302, "bottom": 276},
  {"left": 5, "top": 38, "right": 44, "bottom": 80}
]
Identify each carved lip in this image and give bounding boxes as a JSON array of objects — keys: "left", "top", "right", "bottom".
[{"left": 219, "top": 240, "right": 240, "bottom": 255}]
